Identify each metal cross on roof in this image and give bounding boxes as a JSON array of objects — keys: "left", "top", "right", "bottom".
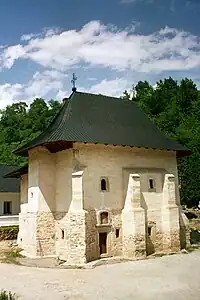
[{"left": 71, "top": 73, "right": 77, "bottom": 92}]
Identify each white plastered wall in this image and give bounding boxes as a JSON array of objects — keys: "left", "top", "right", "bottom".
[
  {"left": 55, "top": 149, "right": 73, "bottom": 212},
  {"left": 73, "top": 143, "right": 179, "bottom": 212},
  {"left": 28, "top": 147, "right": 56, "bottom": 212}
]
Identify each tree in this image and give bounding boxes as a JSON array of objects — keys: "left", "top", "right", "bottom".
[
  {"left": 0, "top": 98, "right": 61, "bottom": 166},
  {"left": 122, "top": 77, "right": 200, "bottom": 207}
]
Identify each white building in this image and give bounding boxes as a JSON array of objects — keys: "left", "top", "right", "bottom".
[
  {"left": 0, "top": 165, "right": 20, "bottom": 226},
  {"left": 6, "top": 91, "right": 190, "bottom": 264}
]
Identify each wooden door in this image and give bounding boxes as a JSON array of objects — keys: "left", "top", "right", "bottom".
[{"left": 99, "top": 232, "right": 107, "bottom": 254}]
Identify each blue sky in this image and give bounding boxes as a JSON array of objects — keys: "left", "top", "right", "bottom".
[{"left": 0, "top": 0, "right": 200, "bottom": 107}]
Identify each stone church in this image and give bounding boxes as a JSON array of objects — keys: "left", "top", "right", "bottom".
[{"left": 6, "top": 90, "right": 190, "bottom": 264}]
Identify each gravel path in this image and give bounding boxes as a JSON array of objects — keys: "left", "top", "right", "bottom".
[{"left": 0, "top": 251, "right": 200, "bottom": 300}]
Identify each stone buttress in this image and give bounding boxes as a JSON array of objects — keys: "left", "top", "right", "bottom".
[
  {"left": 162, "top": 174, "right": 180, "bottom": 251},
  {"left": 122, "top": 174, "right": 146, "bottom": 258}
]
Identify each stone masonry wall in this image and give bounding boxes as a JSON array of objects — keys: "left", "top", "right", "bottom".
[
  {"left": 110, "top": 209, "right": 123, "bottom": 256},
  {"left": 54, "top": 211, "right": 87, "bottom": 264},
  {"left": 85, "top": 209, "right": 98, "bottom": 262},
  {"left": 18, "top": 212, "right": 55, "bottom": 257},
  {"left": 36, "top": 212, "right": 55, "bottom": 256},
  {"left": 18, "top": 143, "right": 185, "bottom": 261}
]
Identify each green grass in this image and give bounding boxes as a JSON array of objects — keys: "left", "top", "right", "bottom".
[{"left": 0, "top": 248, "right": 23, "bottom": 265}]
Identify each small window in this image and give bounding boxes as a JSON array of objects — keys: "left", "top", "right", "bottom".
[
  {"left": 100, "top": 212, "right": 109, "bottom": 224},
  {"left": 101, "top": 179, "right": 107, "bottom": 191},
  {"left": 148, "top": 226, "right": 152, "bottom": 236},
  {"left": 100, "top": 177, "right": 109, "bottom": 192},
  {"left": 148, "top": 178, "right": 156, "bottom": 191},
  {"left": 149, "top": 179, "right": 154, "bottom": 189},
  {"left": 61, "top": 229, "right": 65, "bottom": 239},
  {"left": 3, "top": 201, "right": 12, "bottom": 215},
  {"left": 116, "top": 228, "right": 120, "bottom": 238}
]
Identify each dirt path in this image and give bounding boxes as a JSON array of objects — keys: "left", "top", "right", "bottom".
[{"left": 0, "top": 251, "right": 200, "bottom": 300}]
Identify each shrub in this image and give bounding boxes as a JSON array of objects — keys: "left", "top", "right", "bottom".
[
  {"left": 0, "top": 226, "right": 19, "bottom": 241},
  {"left": 0, "top": 290, "right": 16, "bottom": 300}
]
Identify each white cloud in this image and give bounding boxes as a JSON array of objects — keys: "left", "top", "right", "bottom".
[
  {"left": 0, "top": 20, "right": 200, "bottom": 108},
  {"left": 0, "top": 21, "right": 199, "bottom": 74},
  {"left": 21, "top": 33, "right": 37, "bottom": 42},
  {"left": 24, "top": 70, "right": 65, "bottom": 98},
  {"left": 0, "top": 45, "right": 25, "bottom": 68},
  {"left": 0, "top": 70, "right": 67, "bottom": 109},
  {"left": 86, "top": 78, "right": 130, "bottom": 97},
  {"left": 0, "top": 83, "right": 23, "bottom": 108}
]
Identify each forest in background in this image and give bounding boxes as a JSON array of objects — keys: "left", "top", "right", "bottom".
[{"left": 0, "top": 77, "right": 199, "bottom": 207}]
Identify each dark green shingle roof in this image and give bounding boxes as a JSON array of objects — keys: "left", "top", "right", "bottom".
[
  {"left": 4, "top": 164, "right": 28, "bottom": 179},
  {"left": 15, "top": 91, "right": 189, "bottom": 156},
  {"left": 0, "top": 165, "right": 20, "bottom": 192}
]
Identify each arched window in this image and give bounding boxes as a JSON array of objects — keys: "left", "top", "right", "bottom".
[
  {"left": 100, "top": 177, "right": 109, "bottom": 191},
  {"left": 100, "top": 212, "right": 109, "bottom": 224}
]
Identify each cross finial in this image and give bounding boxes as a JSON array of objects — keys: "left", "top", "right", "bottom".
[{"left": 71, "top": 73, "right": 77, "bottom": 92}]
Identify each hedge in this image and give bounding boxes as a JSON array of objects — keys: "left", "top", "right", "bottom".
[
  {"left": 0, "top": 290, "right": 16, "bottom": 300},
  {"left": 0, "top": 226, "right": 19, "bottom": 241}
]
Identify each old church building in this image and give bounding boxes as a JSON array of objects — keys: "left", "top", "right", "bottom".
[{"left": 6, "top": 91, "right": 190, "bottom": 264}]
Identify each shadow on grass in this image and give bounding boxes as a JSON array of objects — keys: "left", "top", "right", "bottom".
[{"left": 0, "top": 248, "right": 23, "bottom": 265}]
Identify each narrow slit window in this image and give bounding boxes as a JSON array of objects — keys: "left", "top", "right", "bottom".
[
  {"left": 61, "top": 229, "right": 65, "bottom": 239},
  {"left": 101, "top": 179, "right": 107, "bottom": 191},
  {"left": 148, "top": 178, "right": 156, "bottom": 192},
  {"left": 116, "top": 228, "right": 120, "bottom": 238},
  {"left": 148, "top": 226, "right": 152, "bottom": 236},
  {"left": 149, "top": 179, "right": 154, "bottom": 189}
]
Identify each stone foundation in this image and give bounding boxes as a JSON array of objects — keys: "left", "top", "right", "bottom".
[
  {"left": 18, "top": 212, "right": 55, "bottom": 257},
  {"left": 85, "top": 210, "right": 98, "bottom": 262},
  {"left": 123, "top": 234, "right": 146, "bottom": 258},
  {"left": 17, "top": 212, "right": 37, "bottom": 256},
  {"left": 110, "top": 210, "right": 123, "bottom": 257},
  {"left": 62, "top": 211, "right": 87, "bottom": 265},
  {"left": 162, "top": 230, "right": 180, "bottom": 252},
  {"left": 36, "top": 212, "right": 55, "bottom": 256},
  {"left": 146, "top": 222, "right": 164, "bottom": 255},
  {"left": 18, "top": 209, "right": 185, "bottom": 262}
]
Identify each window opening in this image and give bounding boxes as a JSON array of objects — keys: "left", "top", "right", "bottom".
[
  {"left": 100, "top": 212, "right": 109, "bottom": 224},
  {"left": 148, "top": 226, "right": 152, "bottom": 236},
  {"left": 149, "top": 179, "right": 155, "bottom": 190},
  {"left": 116, "top": 228, "right": 120, "bottom": 238},
  {"left": 61, "top": 229, "right": 65, "bottom": 239},
  {"left": 101, "top": 179, "right": 107, "bottom": 191},
  {"left": 3, "top": 201, "right": 12, "bottom": 215}
]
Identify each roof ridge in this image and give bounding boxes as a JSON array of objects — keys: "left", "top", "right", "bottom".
[
  {"left": 75, "top": 91, "right": 120, "bottom": 100},
  {"left": 75, "top": 91, "right": 137, "bottom": 106}
]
